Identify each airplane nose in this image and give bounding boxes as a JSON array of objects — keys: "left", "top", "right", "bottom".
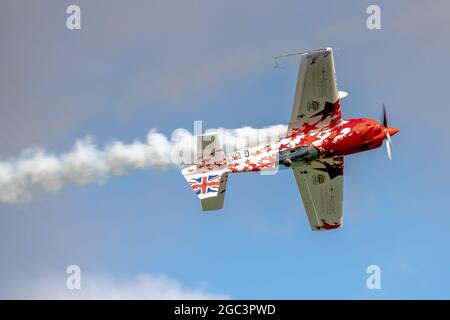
[{"left": 386, "top": 127, "right": 399, "bottom": 136}]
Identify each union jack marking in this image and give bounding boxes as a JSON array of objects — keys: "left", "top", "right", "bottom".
[{"left": 189, "top": 175, "right": 221, "bottom": 195}]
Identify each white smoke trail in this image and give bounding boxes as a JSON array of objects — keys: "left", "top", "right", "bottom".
[{"left": 0, "top": 125, "right": 287, "bottom": 204}]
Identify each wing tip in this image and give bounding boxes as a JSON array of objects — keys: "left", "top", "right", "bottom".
[{"left": 311, "top": 219, "right": 343, "bottom": 232}]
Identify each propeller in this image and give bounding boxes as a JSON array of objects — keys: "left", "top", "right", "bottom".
[{"left": 381, "top": 103, "right": 397, "bottom": 160}]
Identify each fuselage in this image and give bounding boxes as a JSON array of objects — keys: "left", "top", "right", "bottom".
[
  {"left": 181, "top": 48, "right": 400, "bottom": 220},
  {"left": 225, "top": 118, "right": 398, "bottom": 173}
]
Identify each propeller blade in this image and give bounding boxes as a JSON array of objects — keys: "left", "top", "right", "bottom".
[
  {"left": 382, "top": 103, "right": 388, "bottom": 128},
  {"left": 381, "top": 103, "right": 396, "bottom": 160},
  {"left": 385, "top": 132, "right": 392, "bottom": 160}
]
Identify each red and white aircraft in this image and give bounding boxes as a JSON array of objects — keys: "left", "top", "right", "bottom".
[{"left": 182, "top": 48, "right": 398, "bottom": 231}]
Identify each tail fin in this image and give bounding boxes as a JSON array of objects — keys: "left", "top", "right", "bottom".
[{"left": 181, "top": 133, "right": 229, "bottom": 211}]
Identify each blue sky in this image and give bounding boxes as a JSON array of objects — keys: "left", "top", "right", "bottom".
[{"left": 1, "top": 0, "right": 450, "bottom": 299}]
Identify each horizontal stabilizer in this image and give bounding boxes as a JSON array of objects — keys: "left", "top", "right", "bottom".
[
  {"left": 181, "top": 168, "right": 229, "bottom": 211},
  {"left": 200, "top": 173, "right": 228, "bottom": 211}
]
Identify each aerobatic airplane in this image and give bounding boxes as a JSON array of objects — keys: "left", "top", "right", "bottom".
[{"left": 181, "top": 48, "right": 398, "bottom": 231}]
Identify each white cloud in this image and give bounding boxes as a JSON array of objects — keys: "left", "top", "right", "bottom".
[{"left": 8, "top": 273, "right": 228, "bottom": 300}]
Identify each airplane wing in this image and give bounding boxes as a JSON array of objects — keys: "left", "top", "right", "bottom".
[
  {"left": 292, "top": 156, "right": 343, "bottom": 231},
  {"left": 287, "top": 48, "right": 341, "bottom": 137}
]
